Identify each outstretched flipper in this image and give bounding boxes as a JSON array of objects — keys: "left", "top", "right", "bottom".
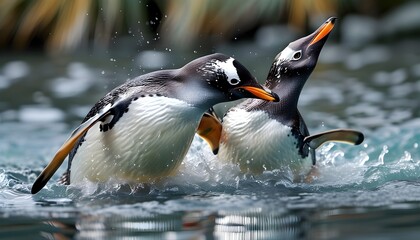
[
  {"left": 196, "top": 108, "right": 222, "bottom": 154},
  {"left": 31, "top": 107, "right": 112, "bottom": 194},
  {"left": 304, "top": 129, "right": 364, "bottom": 150}
]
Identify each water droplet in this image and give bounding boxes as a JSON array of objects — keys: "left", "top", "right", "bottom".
[
  {"left": 357, "top": 151, "right": 370, "bottom": 166},
  {"left": 378, "top": 145, "right": 389, "bottom": 165},
  {"left": 399, "top": 151, "right": 412, "bottom": 162}
]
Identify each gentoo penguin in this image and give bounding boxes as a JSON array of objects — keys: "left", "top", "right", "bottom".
[
  {"left": 31, "top": 53, "right": 279, "bottom": 194},
  {"left": 197, "top": 18, "right": 364, "bottom": 180}
]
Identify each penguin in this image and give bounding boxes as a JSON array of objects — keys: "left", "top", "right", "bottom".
[
  {"left": 31, "top": 53, "right": 279, "bottom": 194},
  {"left": 197, "top": 18, "right": 364, "bottom": 181}
]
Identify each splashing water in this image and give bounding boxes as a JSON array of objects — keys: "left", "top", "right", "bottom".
[{"left": 1, "top": 41, "right": 420, "bottom": 238}]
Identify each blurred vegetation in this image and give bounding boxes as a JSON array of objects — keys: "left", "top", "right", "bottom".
[{"left": 0, "top": 0, "right": 411, "bottom": 54}]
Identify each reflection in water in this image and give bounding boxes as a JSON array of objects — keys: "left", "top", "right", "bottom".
[
  {"left": 74, "top": 211, "right": 215, "bottom": 239},
  {"left": 310, "top": 206, "right": 420, "bottom": 239},
  {"left": 41, "top": 220, "right": 76, "bottom": 240},
  {"left": 215, "top": 208, "right": 306, "bottom": 240},
  {"left": 6, "top": 204, "right": 420, "bottom": 239},
  {"left": 77, "top": 213, "right": 183, "bottom": 239},
  {"left": 35, "top": 208, "right": 307, "bottom": 239},
  {"left": 0, "top": 217, "right": 76, "bottom": 240},
  {"left": 8, "top": 203, "right": 419, "bottom": 240}
]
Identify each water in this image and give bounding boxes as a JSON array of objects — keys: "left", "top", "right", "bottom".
[{"left": 1, "top": 39, "right": 420, "bottom": 239}]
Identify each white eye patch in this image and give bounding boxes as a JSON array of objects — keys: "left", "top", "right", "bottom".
[
  {"left": 275, "top": 47, "right": 301, "bottom": 65},
  {"left": 212, "top": 58, "right": 241, "bottom": 86}
]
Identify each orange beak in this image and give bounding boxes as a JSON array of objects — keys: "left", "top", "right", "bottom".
[
  {"left": 309, "top": 17, "right": 336, "bottom": 46},
  {"left": 238, "top": 86, "right": 279, "bottom": 102}
]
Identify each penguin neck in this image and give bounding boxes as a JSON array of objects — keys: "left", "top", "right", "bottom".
[
  {"left": 268, "top": 76, "right": 307, "bottom": 113},
  {"left": 172, "top": 69, "right": 225, "bottom": 110}
]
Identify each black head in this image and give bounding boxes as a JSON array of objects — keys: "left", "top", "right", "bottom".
[
  {"left": 179, "top": 53, "right": 279, "bottom": 109},
  {"left": 266, "top": 17, "right": 336, "bottom": 91}
]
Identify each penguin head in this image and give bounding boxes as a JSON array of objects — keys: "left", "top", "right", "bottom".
[
  {"left": 266, "top": 17, "right": 336, "bottom": 89},
  {"left": 180, "top": 53, "right": 279, "bottom": 108}
]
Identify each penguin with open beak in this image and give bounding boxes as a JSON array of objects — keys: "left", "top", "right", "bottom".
[
  {"left": 31, "top": 53, "right": 279, "bottom": 194},
  {"left": 197, "top": 18, "right": 364, "bottom": 181}
]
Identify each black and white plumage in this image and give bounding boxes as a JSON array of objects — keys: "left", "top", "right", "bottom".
[
  {"left": 31, "top": 53, "right": 279, "bottom": 194},
  {"left": 198, "top": 18, "right": 364, "bottom": 181}
]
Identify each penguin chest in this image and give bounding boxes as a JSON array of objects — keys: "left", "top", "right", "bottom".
[
  {"left": 70, "top": 96, "right": 202, "bottom": 183},
  {"left": 218, "top": 109, "right": 312, "bottom": 176}
]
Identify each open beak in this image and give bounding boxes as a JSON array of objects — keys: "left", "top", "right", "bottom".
[
  {"left": 309, "top": 17, "right": 336, "bottom": 46},
  {"left": 236, "top": 86, "right": 279, "bottom": 102}
]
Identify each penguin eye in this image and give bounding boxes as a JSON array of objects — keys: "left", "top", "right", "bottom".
[
  {"left": 228, "top": 78, "right": 240, "bottom": 85},
  {"left": 292, "top": 51, "right": 302, "bottom": 60}
]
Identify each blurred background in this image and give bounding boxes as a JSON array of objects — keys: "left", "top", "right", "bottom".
[{"left": 0, "top": 0, "right": 419, "bottom": 53}]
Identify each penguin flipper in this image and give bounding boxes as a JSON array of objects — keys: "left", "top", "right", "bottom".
[
  {"left": 31, "top": 107, "right": 112, "bottom": 194},
  {"left": 196, "top": 108, "right": 222, "bottom": 155},
  {"left": 304, "top": 129, "right": 364, "bottom": 150},
  {"left": 310, "top": 148, "right": 316, "bottom": 165}
]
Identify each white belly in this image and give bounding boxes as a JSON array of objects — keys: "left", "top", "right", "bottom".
[
  {"left": 70, "top": 96, "right": 202, "bottom": 183},
  {"left": 218, "top": 108, "right": 312, "bottom": 177}
]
